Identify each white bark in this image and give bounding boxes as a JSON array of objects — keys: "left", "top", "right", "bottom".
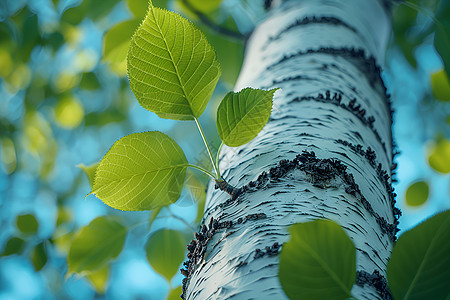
[{"left": 183, "top": 0, "right": 396, "bottom": 299}]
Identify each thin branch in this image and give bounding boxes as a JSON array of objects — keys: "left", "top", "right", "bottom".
[{"left": 182, "top": 0, "right": 245, "bottom": 40}]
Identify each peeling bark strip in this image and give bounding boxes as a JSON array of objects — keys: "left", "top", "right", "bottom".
[{"left": 356, "top": 270, "right": 393, "bottom": 300}]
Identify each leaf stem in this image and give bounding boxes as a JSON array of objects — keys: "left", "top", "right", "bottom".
[
  {"left": 194, "top": 117, "right": 221, "bottom": 179},
  {"left": 187, "top": 164, "right": 216, "bottom": 179},
  {"left": 215, "top": 141, "right": 223, "bottom": 175}
]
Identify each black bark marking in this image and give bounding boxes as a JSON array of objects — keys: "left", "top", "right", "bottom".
[
  {"left": 254, "top": 242, "right": 281, "bottom": 259},
  {"left": 266, "top": 47, "right": 386, "bottom": 95},
  {"left": 205, "top": 151, "right": 398, "bottom": 241},
  {"left": 335, "top": 139, "right": 401, "bottom": 220},
  {"left": 263, "top": 16, "right": 359, "bottom": 50},
  {"left": 356, "top": 270, "right": 393, "bottom": 300},
  {"left": 289, "top": 91, "right": 388, "bottom": 154}
]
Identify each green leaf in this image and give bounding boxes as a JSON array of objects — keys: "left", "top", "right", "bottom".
[
  {"left": 90, "top": 131, "right": 188, "bottom": 211},
  {"left": 148, "top": 206, "right": 162, "bottom": 231},
  {"left": 279, "top": 219, "right": 356, "bottom": 300},
  {"left": 387, "top": 210, "right": 450, "bottom": 300},
  {"left": 127, "top": 6, "right": 221, "bottom": 120},
  {"left": 128, "top": 0, "right": 170, "bottom": 19},
  {"left": 128, "top": 0, "right": 150, "bottom": 19},
  {"left": 78, "top": 162, "right": 99, "bottom": 189},
  {"left": 31, "top": 241, "right": 48, "bottom": 271},
  {"left": 145, "top": 229, "right": 186, "bottom": 280},
  {"left": 434, "top": 1, "right": 450, "bottom": 75},
  {"left": 1, "top": 237, "right": 25, "bottom": 256},
  {"left": 103, "top": 19, "right": 142, "bottom": 76},
  {"left": 431, "top": 69, "right": 450, "bottom": 102},
  {"left": 184, "top": 0, "right": 222, "bottom": 13},
  {"left": 428, "top": 137, "right": 450, "bottom": 174},
  {"left": 68, "top": 216, "right": 127, "bottom": 274},
  {"left": 217, "top": 88, "right": 277, "bottom": 147},
  {"left": 16, "top": 214, "right": 39, "bottom": 235},
  {"left": 405, "top": 181, "right": 429, "bottom": 207},
  {"left": 79, "top": 72, "right": 101, "bottom": 90},
  {"left": 167, "top": 285, "right": 183, "bottom": 300},
  {"left": 86, "top": 265, "right": 109, "bottom": 294}
]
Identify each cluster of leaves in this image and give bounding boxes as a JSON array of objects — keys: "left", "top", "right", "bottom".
[
  {"left": 1, "top": 214, "right": 48, "bottom": 272},
  {"left": 69, "top": 0, "right": 276, "bottom": 296},
  {"left": 279, "top": 210, "right": 450, "bottom": 300},
  {"left": 88, "top": 1, "right": 278, "bottom": 211}
]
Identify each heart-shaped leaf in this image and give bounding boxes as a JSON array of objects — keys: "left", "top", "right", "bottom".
[
  {"left": 16, "top": 214, "right": 39, "bottom": 235},
  {"left": 431, "top": 69, "right": 450, "bottom": 102},
  {"left": 387, "top": 210, "right": 450, "bottom": 300},
  {"left": 405, "top": 181, "right": 429, "bottom": 207},
  {"left": 68, "top": 216, "right": 127, "bottom": 274},
  {"left": 1, "top": 237, "right": 25, "bottom": 256},
  {"left": 90, "top": 131, "right": 188, "bottom": 211},
  {"left": 279, "top": 219, "right": 356, "bottom": 300},
  {"left": 216, "top": 88, "right": 277, "bottom": 147},
  {"left": 145, "top": 229, "right": 186, "bottom": 280},
  {"left": 127, "top": 5, "right": 221, "bottom": 120}
]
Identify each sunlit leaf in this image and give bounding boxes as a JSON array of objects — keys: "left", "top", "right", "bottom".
[
  {"left": 405, "top": 181, "right": 429, "bottom": 207},
  {"left": 127, "top": 5, "right": 221, "bottom": 120},
  {"left": 16, "top": 214, "right": 39, "bottom": 235},
  {"left": 79, "top": 72, "right": 101, "bottom": 90},
  {"left": 145, "top": 229, "right": 186, "bottom": 280},
  {"left": 0, "top": 47, "right": 13, "bottom": 77},
  {"left": 167, "top": 285, "right": 183, "bottom": 300},
  {"left": 428, "top": 137, "right": 450, "bottom": 174},
  {"left": 86, "top": 265, "right": 109, "bottom": 294},
  {"left": 56, "top": 206, "right": 73, "bottom": 227},
  {"left": 387, "top": 210, "right": 450, "bottom": 300},
  {"left": 103, "top": 19, "right": 141, "bottom": 76},
  {"left": 90, "top": 131, "right": 188, "bottom": 211},
  {"left": 431, "top": 69, "right": 450, "bottom": 102},
  {"left": 217, "top": 88, "right": 277, "bottom": 147},
  {"left": 31, "top": 242, "right": 48, "bottom": 271},
  {"left": 68, "top": 216, "right": 127, "bottom": 274},
  {"left": 78, "top": 162, "right": 99, "bottom": 189},
  {"left": 279, "top": 219, "right": 356, "bottom": 300},
  {"left": 54, "top": 71, "right": 79, "bottom": 93},
  {"left": 434, "top": 0, "right": 450, "bottom": 75},
  {"left": 55, "top": 95, "right": 84, "bottom": 129},
  {"left": 1, "top": 237, "right": 25, "bottom": 256},
  {"left": 53, "top": 230, "right": 74, "bottom": 255},
  {"left": 1, "top": 137, "right": 17, "bottom": 174}
]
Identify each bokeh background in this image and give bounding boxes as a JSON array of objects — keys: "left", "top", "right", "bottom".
[{"left": 0, "top": 0, "right": 449, "bottom": 299}]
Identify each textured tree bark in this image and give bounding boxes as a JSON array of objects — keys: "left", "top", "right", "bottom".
[{"left": 182, "top": 0, "right": 398, "bottom": 299}]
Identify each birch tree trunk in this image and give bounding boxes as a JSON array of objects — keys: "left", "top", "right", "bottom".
[{"left": 183, "top": 0, "right": 398, "bottom": 299}]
